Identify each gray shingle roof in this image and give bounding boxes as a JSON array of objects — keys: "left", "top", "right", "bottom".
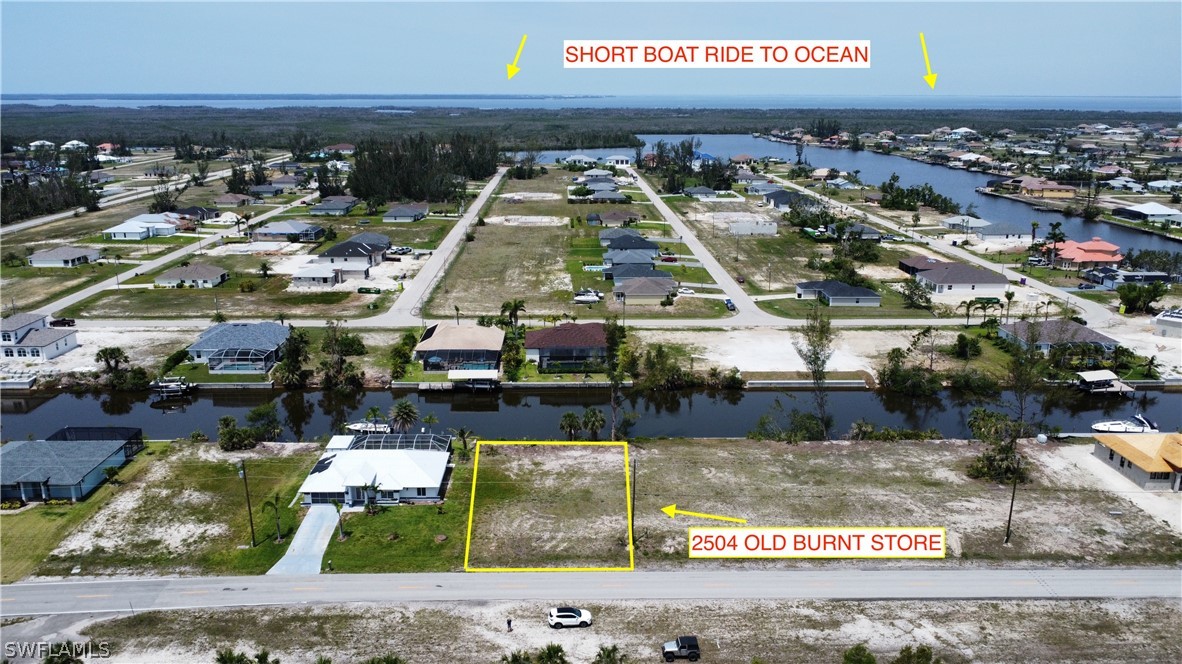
[
  {"left": 254, "top": 220, "right": 321, "bottom": 235},
  {"left": 591, "top": 191, "right": 628, "bottom": 201},
  {"left": 1001, "top": 319, "right": 1118, "bottom": 346},
  {"left": 599, "top": 228, "right": 641, "bottom": 241},
  {"left": 383, "top": 203, "right": 429, "bottom": 218},
  {"left": 189, "top": 322, "right": 290, "bottom": 353},
  {"left": 604, "top": 249, "right": 657, "bottom": 265},
  {"left": 347, "top": 232, "right": 392, "bottom": 248},
  {"left": 796, "top": 280, "right": 880, "bottom": 299},
  {"left": 311, "top": 200, "right": 354, "bottom": 211},
  {"left": 610, "top": 265, "right": 671, "bottom": 281},
  {"left": 0, "top": 439, "right": 127, "bottom": 486},
  {"left": 613, "top": 277, "right": 677, "bottom": 297},
  {"left": 14, "top": 327, "right": 75, "bottom": 348},
  {"left": 28, "top": 246, "right": 97, "bottom": 262},
  {"left": 607, "top": 235, "right": 659, "bottom": 251},
  {"left": 917, "top": 263, "right": 1009, "bottom": 285},
  {"left": 1, "top": 313, "right": 46, "bottom": 332},
  {"left": 685, "top": 186, "right": 715, "bottom": 195}
]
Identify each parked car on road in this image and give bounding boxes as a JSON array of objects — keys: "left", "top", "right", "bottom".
[
  {"left": 49, "top": 318, "right": 76, "bottom": 327},
  {"left": 547, "top": 607, "right": 593, "bottom": 628},
  {"left": 677, "top": 287, "right": 695, "bottom": 295}
]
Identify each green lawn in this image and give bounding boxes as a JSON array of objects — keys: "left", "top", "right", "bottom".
[
  {"left": 321, "top": 465, "right": 472, "bottom": 573},
  {"left": 0, "top": 262, "right": 127, "bottom": 311},
  {"left": 0, "top": 443, "right": 157, "bottom": 583},
  {"left": 34, "top": 441, "right": 320, "bottom": 578}
]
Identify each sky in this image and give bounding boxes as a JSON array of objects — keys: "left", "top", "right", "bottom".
[{"left": 1, "top": 1, "right": 1180, "bottom": 101}]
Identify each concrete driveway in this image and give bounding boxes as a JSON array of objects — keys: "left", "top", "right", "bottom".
[{"left": 266, "top": 504, "right": 338, "bottom": 575}]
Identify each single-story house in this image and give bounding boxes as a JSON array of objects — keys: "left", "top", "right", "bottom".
[
  {"left": 795, "top": 280, "right": 882, "bottom": 307},
  {"left": 1092, "top": 433, "right": 1181, "bottom": 492},
  {"left": 525, "top": 322, "right": 608, "bottom": 369},
  {"left": 383, "top": 203, "right": 430, "bottom": 222},
  {"left": 606, "top": 234, "right": 659, "bottom": 252},
  {"left": 84, "top": 171, "right": 115, "bottom": 185},
  {"left": 898, "top": 255, "right": 948, "bottom": 276},
  {"left": 565, "top": 154, "right": 598, "bottom": 167},
  {"left": 298, "top": 433, "right": 452, "bottom": 506},
  {"left": 825, "top": 178, "right": 858, "bottom": 190},
  {"left": 27, "top": 246, "right": 100, "bottom": 268},
  {"left": 608, "top": 264, "right": 671, "bottom": 283},
  {"left": 1084, "top": 267, "right": 1171, "bottom": 289},
  {"left": 1114, "top": 202, "right": 1182, "bottom": 227},
  {"left": 272, "top": 174, "right": 303, "bottom": 189},
  {"left": 1, "top": 313, "right": 79, "bottom": 362},
  {"left": 598, "top": 210, "right": 639, "bottom": 227},
  {"left": 586, "top": 182, "right": 618, "bottom": 192},
  {"left": 1153, "top": 309, "right": 1182, "bottom": 339},
  {"left": 583, "top": 168, "right": 613, "bottom": 178},
  {"left": 590, "top": 190, "right": 629, "bottom": 203},
  {"left": 1001, "top": 176, "right": 1075, "bottom": 198},
  {"left": 613, "top": 276, "right": 677, "bottom": 305},
  {"left": 914, "top": 263, "right": 1008, "bottom": 294},
  {"left": 599, "top": 228, "right": 641, "bottom": 246},
  {"left": 176, "top": 206, "right": 219, "bottom": 221},
  {"left": 291, "top": 262, "right": 342, "bottom": 287},
  {"left": 730, "top": 220, "right": 778, "bottom": 236},
  {"left": 603, "top": 155, "right": 631, "bottom": 166},
  {"left": 251, "top": 219, "right": 325, "bottom": 243},
  {"left": 214, "top": 193, "right": 258, "bottom": 208},
  {"left": 102, "top": 213, "right": 187, "bottom": 240},
  {"left": 828, "top": 223, "right": 882, "bottom": 242},
  {"left": 731, "top": 153, "right": 754, "bottom": 165},
  {"left": 309, "top": 199, "right": 357, "bottom": 216},
  {"left": 685, "top": 186, "right": 718, "bottom": 200},
  {"left": 763, "top": 189, "right": 812, "bottom": 211},
  {"left": 733, "top": 170, "right": 758, "bottom": 183},
  {"left": 1044, "top": 237, "right": 1123, "bottom": 270},
  {"left": 603, "top": 248, "right": 658, "bottom": 266},
  {"left": 323, "top": 143, "right": 356, "bottom": 155},
  {"left": 1146, "top": 179, "right": 1182, "bottom": 192},
  {"left": 999, "top": 319, "right": 1119, "bottom": 356},
  {"left": 746, "top": 183, "right": 781, "bottom": 196},
  {"left": 0, "top": 427, "right": 145, "bottom": 502},
  {"left": 941, "top": 215, "right": 992, "bottom": 232},
  {"left": 187, "top": 322, "right": 290, "bottom": 374},
  {"left": 154, "top": 263, "right": 228, "bottom": 289},
  {"left": 248, "top": 184, "right": 285, "bottom": 197},
  {"left": 413, "top": 322, "right": 505, "bottom": 370}
]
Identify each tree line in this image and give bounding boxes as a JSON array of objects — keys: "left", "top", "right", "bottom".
[{"left": 348, "top": 132, "right": 499, "bottom": 203}]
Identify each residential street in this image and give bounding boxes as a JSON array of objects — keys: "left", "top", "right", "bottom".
[{"left": 1, "top": 568, "right": 1176, "bottom": 617}]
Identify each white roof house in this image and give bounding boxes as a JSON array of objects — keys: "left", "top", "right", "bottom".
[
  {"left": 565, "top": 154, "right": 598, "bottom": 166},
  {"left": 60, "top": 140, "right": 88, "bottom": 150},
  {"left": 1147, "top": 180, "right": 1182, "bottom": 192},
  {"left": 1115, "top": 202, "right": 1182, "bottom": 226},
  {"left": 941, "top": 215, "right": 992, "bottom": 230},
  {"left": 102, "top": 213, "right": 184, "bottom": 240},
  {"left": 28, "top": 140, "right": 55, "bottom": 150},
  {"left": 298, "top": 434, "right": 452, "bottom": 506}
]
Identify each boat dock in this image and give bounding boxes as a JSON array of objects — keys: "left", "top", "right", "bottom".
[{"left": 418, "top": 382, "right": 453, "bottom": 391}]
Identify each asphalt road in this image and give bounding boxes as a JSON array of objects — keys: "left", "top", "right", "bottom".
[{"left": 1, "top": 568, "right": 1177, "bottom": 617}]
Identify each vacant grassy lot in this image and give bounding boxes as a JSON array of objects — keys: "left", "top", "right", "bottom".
[
  {"left": 35, "top": 440, "right": 319, "bottom": 578},
  {"left": 82, "top": 598, "right": 1181, "bottom": 664},
  {"left": 466, "top": 443, "right": 631, "bottom": 570},
  {"left": 321, "top": 465, "right": 472, "bottom": 573},
  {"left": 0, "top": 442, "right": 160, "bottom": 583},
  {"left": 59, "top": 275, "right": 390, "bottom": 320},
  {"left": 629, "top": 438, "right": 1181, "bottom": 566}
]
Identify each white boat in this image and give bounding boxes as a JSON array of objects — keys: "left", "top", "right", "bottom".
[
  {"left": 345, "top": 421, "right": 391, "bottom": 434},
  {"left": 1090, "top": 414, "right": 1159, "bottom": 434}
]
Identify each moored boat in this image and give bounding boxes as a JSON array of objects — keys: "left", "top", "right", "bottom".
[{"left": 1091, "top": 414, "right": 1159, "bottom": 433}]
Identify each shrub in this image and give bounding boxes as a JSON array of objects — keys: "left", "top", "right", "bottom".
[{"left": 1, "top": 500, "right": 24, "bottom": 510}]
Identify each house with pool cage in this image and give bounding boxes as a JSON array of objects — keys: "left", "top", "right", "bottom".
[
  {"left": 298, "top": 432, "right": 454, "bottom": 506},
  {"left": 186, "top": 322, "right": 290, "bottom": 374}
]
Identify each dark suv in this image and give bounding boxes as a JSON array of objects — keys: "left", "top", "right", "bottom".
[{"left": 49, "top": 318, "right": 76, "bottom": 327}]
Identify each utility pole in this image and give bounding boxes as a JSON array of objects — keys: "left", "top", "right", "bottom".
[
  {"left": 239, "top": 460, "right": 257, "bottom": 547},
  {"left": 1003, "top": 453, "right": 1020, "bottom": 545}
]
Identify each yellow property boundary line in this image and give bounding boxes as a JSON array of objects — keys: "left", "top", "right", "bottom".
[{"left": 463, "top": 440, "right": 635, "bottom": 572}]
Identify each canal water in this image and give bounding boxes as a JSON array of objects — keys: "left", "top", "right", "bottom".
[
  {"left": 2, "top": 387, "right": 1177, "bottom": 443},
  {"left": 536, "top": 134, "right": 1181, "bottom": 253}
]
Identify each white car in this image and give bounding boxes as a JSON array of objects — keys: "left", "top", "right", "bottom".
[
  {"left": 677, "top": 287, "right": 695, "bottom": 295},
  {"left": 547, "top": 607, "right": 593, "bottom": 628},
  {"left": 573, "top": 294, "right": 599, "bottom": 304}
]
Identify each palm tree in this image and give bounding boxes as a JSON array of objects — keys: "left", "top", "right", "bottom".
[
  {"left": 275, "top": 311, "right": 287, "bottom": 325},
  {"left": 593, "top": 645, "right": 628, "bottom": 664},
  {"left": 1030, "top": 220, "right": 1040, "bottom": 243},
  {"left": 259, "top": 261, "right": 272, "bottom": 278},
  {"left": 559, "top": 411, "right": 583, "bottom": 440},
  {"left": 422, "top": 413, "right": 439, "bottom": 434},
  {"left": 94, "top": 346, "right": 129, "bottom": 373},
  {"left": 981, "top": 317, "right": 1000, "bottom": 339},
  {"left": 535, "top": 645, "right": 570, "bottom": 664},
  {"left": 358, "top": 657, "right": 408, "bottom": 664},
  {"left": 388, "top": 398, "right": 420, "bottom": 433},
  {"left": 214, "top": 649, "right": 249, "bottom": 664},
  {"left": 1141, "top": 355, "right": 1162, "bottom": 380},
  {"left": 262, "top": 492, "right": 284, "bottom": 543},
  {"left": 330, "top": 499, "right": 345, "bottom": 540},
  {"left": 1004, "top": 290, "right": 1016, "bottom": 325},
  {"left": 454, "top": 305, "right": 461, "bottom": 324},
  {"left": 1045, "top": 221, "right": 1066, "bottom": 270},
  {"left": 500, "top": 299, "right": 527, "bottom": 327},
  {"left": 212, "top": 311, "right": 228, "bottom": 323},
  {"left": 364, "top": 405, "right": 384, "bottom": 426},
  {"left": 362, "top": 478, "right": 381, "bottom": 515},
  {"left": 449, "top": 426, "right": 476, "bottom": 462},
  {"left": 957, "top": 300, "right": 973, "bottom": 326},
  {"left": 500, "top": 652, "right": 533, "bottom": 664},
  {"left": 582, "top": 407, "right": 606, "bottom": 441}
]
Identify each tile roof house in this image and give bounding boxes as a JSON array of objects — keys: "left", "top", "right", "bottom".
[
  {"left": 298, "top": 433, "right": 452, "bottom": 507},
  {"left": 154, "top": 263, "right": 229, "bottom": 289},
  {"left": 0, "top": 427, "right": 145, "bottom": 502},
  {"left": 525, "top": 322, "right": 609, "bottom": 369},
  {"left": 1044, "top": 237, "right": 1123, "bottom": 269},
  {"left": 2, "top": 313, "right": 79, "bottom": 362},
  {"left": 251, "top": 219, "right": 325, "bottom": 243},
  {"left": 1001, "top": 176, "right": 1075, "bottom": 199},
  {"left": 27, "top": 246, "right": 100, "bottom": 268},
  {"left": 914, "top": 263, "right": 1008, "bottom": 294},
  {"left": 612, "top": 276, "right": 677, "bottom": 305},
  {"left": 1091, "top": 433, "right": 1181, "bottom": 491},
  {"left": 187, "top": 322, "right": 290, "bottom": 374},
  {"left": 999, "top": 319, "right": 1119, "bottom": 356},
  {"left": 794, "top": 280, "right": 882, "bottom": 307},
  {"left": 383, "top": 203, "right": 430, "bottom": 222},
  {"left": 413, "top": 322, "right": 505, "bottom": 370}
]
